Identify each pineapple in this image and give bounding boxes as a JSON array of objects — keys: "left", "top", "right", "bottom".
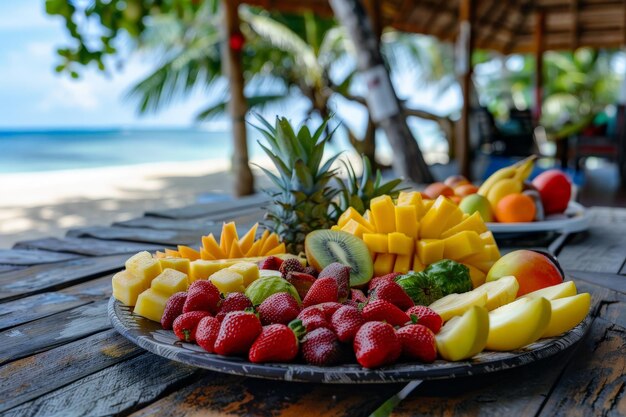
[{"left": 255, "top": 116, "right": 340, "bottom": 254}]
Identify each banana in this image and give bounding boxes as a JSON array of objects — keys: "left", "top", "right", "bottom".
[
  {"left": 487, "top": 179, "right": 523, "bottom": 210},
  {"left": 477, "top": 165, "right": 517, "bottom": 196},
  {"left": 481, "top": 155, "right": 538, "bottom": 209}
]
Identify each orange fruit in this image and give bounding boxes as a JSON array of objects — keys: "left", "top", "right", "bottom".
[
  {"left": 454, "top": 183, "right": 479, "bottom": 197},
  {"left": 423, "top": 182, "right": 454, "bottom": 199},
  {"left": 495, "top": 193, "right": 536, "bottom": 223},
  {"left": 444, "top": 175, "right": 469, "bottom": 188}
]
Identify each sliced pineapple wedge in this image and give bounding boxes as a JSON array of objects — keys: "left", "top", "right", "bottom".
[
  {"left": 429, "top": 290, "right": 488, "bottom": 322},
  {"left": 473, "top": 276, "right": 519, "bottom": 311}
]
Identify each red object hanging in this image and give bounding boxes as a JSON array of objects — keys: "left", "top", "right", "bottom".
[{"left": 229, "top": 32, "right": 245, "bottom": 51}]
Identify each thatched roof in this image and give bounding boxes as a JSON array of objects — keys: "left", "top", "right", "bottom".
[{"left": 241, "top": 0, "right": 626, "bottom": 53}]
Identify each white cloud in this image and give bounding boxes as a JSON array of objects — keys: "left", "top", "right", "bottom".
[{"left": 38, "top": 77, "right": 100, "bottom": 110}]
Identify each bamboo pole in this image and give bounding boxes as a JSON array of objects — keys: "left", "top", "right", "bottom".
[
  {"left": 457, "top": 0, "right": 475, "bottom": 179},
  {"left": 534, "top": 11, "right": 546, "bottom": 123}
]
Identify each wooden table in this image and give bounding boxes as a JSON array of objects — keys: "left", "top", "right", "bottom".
[{"left": 1, "top": 195, "right": 625, "bottom": 417}]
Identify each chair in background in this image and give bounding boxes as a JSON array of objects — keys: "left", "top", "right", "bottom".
[{"left": 472, "top": 107, "right": 536, "bottom": 157}]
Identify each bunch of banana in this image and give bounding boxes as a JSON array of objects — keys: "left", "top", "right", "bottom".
[{"left": 478, "top": 156, "right": 538, "bottom": 210}]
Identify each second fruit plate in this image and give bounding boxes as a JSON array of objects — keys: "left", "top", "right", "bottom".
[
  {"left": 109, "top": 296, "right": 591, "bottom": 383},
  {"left": 487, "top": 201, "right": 589, "bottom": 235}
]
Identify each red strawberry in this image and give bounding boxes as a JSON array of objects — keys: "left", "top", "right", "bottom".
[
  {"left": 248, "top": 321, "right": 305, "bottom": 363},
  {"left": 353, "top": 321, "right": 401, "bottom": 368},
  {"left": 285, "top": 271, "right": 316, "bottom": 300},
  {"left": 214, "top": 311, "right": 262, "bottom": 356},
  {"left": 370, "top": 280, "right": 414, "bottom": 310},
  {"left": 368, "top": 273, "right": 401, "bottom": 292},
  {"left": 343, "top": 299, "right": 359, "bottom": 308},
  {"left": 300, "top": 327, "right": 342, "bottom": 366},
  {"left": 183, "top": 280, "right": 221, "bottom": 314},
  {"left": 330, "top": 305, "right": 365, "bottom": 343},
  {"left": 406, "top": 306, "right": 443, "bottom": 334},
  {"left": 396, "top": 324, "right": 437, "bottom": 363},
  {"left": 302, "top": 277, "right": 338, "bottom": 307},
  {"left": 195, "top": 316, "right": 221, "bottom": 353},
  {"left": 173, "top": 311, "right": 211, "bottom": 342},
  {"left": 302, "top": 266, "right": 318, "bottom": 277},
  {"left": 362, "top": 299, "right": 410, "bottom": 327},
  {"left": 215, "top": 293, "right": 253, "bottom": 321},
  {"left": 314, "top": 302, "right": 343, "bottom": 320},
  {"left": 258, "top": 255, "right": 284, "bottom": 271},
  {"left": 350, "top": 289, "right": 368, "bottom": 304},
  {"left": 318, "top": 262, "right": 351, "bottom": 302},
  {"left": 161, "top": 291, "right": 187, "bottom": 330},
  {"left": 279, "top": 258, "right": 304, "bottom": 278},
  {"left": 258, "top": 292, "right": 301, "bottom": 325},
  {"left": 297, "top": 307, "right": 330, "bottom": 332}
]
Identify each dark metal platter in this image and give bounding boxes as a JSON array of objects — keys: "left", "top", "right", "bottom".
[{"left": 108, "top": 297, "right": 591, "bottom": 384}]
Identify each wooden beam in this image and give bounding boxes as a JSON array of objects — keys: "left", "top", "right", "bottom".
[
  {"left": 457, "top": 0, "right": 475, "bottom": 180},
  {"left": 534, "top": 10, "right": 546, "bottom": 123},
  {"left": 571, "top": 0, "right": 580, "bottom": 49}
]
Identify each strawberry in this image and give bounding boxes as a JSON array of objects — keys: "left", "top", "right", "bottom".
[
  {"left": 318, "top": 262, "right": 351, "bottom": 302},
  {"left": 330, "top": 305, "right": 365, "bottom": 343},
  {"left": 396, "top": 324, "right": 437, "bottom": 363},
  {"left": 279, "top": 258, "right": 304, "bottom": 278},
  {"left": 161, "top": 291, "right": 187, "bottom": 330},
  {"left": 285, "top": 271, "right": 316, "bottom": 300},
  {"left": 248, "top": 321, "right": 305, "bottom": 363},
  {"left": 353, "top": 321, "right": 401, "bottom": 368},
  {"left": 302, "top": 266, "right": 318, "bottom": 277},
  {"left": 314, "top": 302, "right": 343, "bottom": 319},
  {"left": 343, "top": 299, "right": 359, "bottom": 308},
  {"left": 183, "top": 280, "right": 221, "bottom": 314},
  {"left": 362, "top": 299, "right": 410, "bottom": 327},
  {"left": 350, "top": 289, "right": 368, "bottom": 304},
  {"left": 173, "top": 311, "right": 211, "bottom": 343},
  {"left": 214, "top": 311, "right": 262, "bottom": 356},
  {"left": 195, "top": 316, "right": 221, "bottom": 353},
  {"left": 302, "top": 277, "right": 338, "bottom": 307},
  {"left": 406, "top": 306, "right": 443, "bottom": 334},
  {"left": 300, "top": 327, "right": 342, "bottom": 366},
  {"left": 258, "top": 292, "right": 301, "bottom": 325},
  {"left": 370, "top": 280, "right": 414, "bottom": 310},
  {"left": 297, "top": 307, "right": 330, "bottom": 332},
  {"left": 258, "top": 255, "right": 284, "bottom": 271},
  {"left": 215, "top": 293, "right": 253, "bottom": 321},
  {"left": 368, "top": 273, "right": 401, "bottom": 292}
]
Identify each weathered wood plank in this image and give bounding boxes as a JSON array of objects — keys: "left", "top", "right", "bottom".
[
  {"left": 0, "top": 265, "right": 25, "bottom": 273},
  {"left": 66, "top": 226, "right": 202, "bottom": 246},
  {"left": 0, "top": 300, "right": 110, "bottom": 365},
  {"left": 146, "top": 193, "right": 269, "bottom": 219},
  {"left": 567, "top": 270, "right": 626, "bottom": 295},
  {"left": 13, "top": 237, "right": 167, "bottom": 257},
  {"left": 0, "top": 249, "right": 81, "bottom": 266},
  {"left": 0, "top": 254, "right": 125, "bottom": 302},
  {"left": 4, "top": 353, "right": 199, "bottom": 417},
  {"left": 0, "top": 329, "right": 141, "bottom": 413}
]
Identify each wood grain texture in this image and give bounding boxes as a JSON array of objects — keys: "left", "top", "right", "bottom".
[
  {"left": 66, "top": 226, "right": 202, "bottom": 246},
  {"left": 0, "top": 249, "right": 81, "bottom": 266},
  {"left": 13, "top": 237, "right": 166, "bottom": 256},
  {"left": 0, "top": 265, "right": 25, "bottom": 273},
  {"left": 568, "top": 270, "right": 626, "bottom": 295},
  {"left": 145, "top": 193, "right": 269, "bottom": 219},
  {"left": 0, "top": 329, "right": 140, "bottom": 413}
]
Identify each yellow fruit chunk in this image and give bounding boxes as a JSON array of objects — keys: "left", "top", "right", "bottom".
[
  {"left": 393, "top": 254, "right": 412, "bottom": 274},
  {"left": 229, "top": 241, "right": 245, "bottom": 258},
  {"left": 202, "top": 234, "right": 227, "bottom": 259},
  {"left": 189, "top": 260, "right": 225, "bottom": 282},
  {"left": 388, "top": 232, "right": 415, "bottom": 256},
  {"left": 442, "top": 206, "right": 465, "bottom": 233},
  {"left": 420, "top": 196, "right": 459, "bottom": 239},
  {"left": 341, "top": 219, "right": 374, "bottom": 239},
  {"left": 422, "top": 199, "right": 434, "bottom": 213},
  {"left": 429, "top": 291, "right": 488, "bottom": 322},
  {"left": 154, "top": 251, "right": 166, "bottom": 259},
  {"left": 522, "top": 281, "right": 577, "bottom": 300},
  {"left": 264, "top": 242, "right": 286, "bottom": 256},
  {"left": 461, "top": 244, "right": 500, "bottom": 263},
  {"left": 238, "top": 223, "right": 258, "bottom": 254},
  {"left": 436, "top": 306, "right": 489, "bottom": 361},
  {"left": 125, "top": 251, "right": 162, "bottom": 283},
  {"left": 159, "top": 258, "right": 190, "bottom": 275},
  {"left": 397, "top": 191, "right": 423, "bottom": 208},
  {"left": 440, "top": 212, "right": 488, "bottom": 239},
  {"left": 417, "top": 239, "right": 444, "bottom": 265},
  {"left": 177, "top": 245, "right": 200, "bottom": 261},
  {"left": 486, "top": 297, "right": 552, "bottom": 351},
  {"left": 200, "top": 248, "right": 216, "bottom": 261},
  {"left": 246, "top": 239, "right": 263, "bottom": 257},
  {"left": 151, "top": 268, "right": 189, "bottom": 296},
  {"left": 134, "top": 288, "right": 169, "bottom": 322},
  {"left": 463, "top": 263, "right": 486, "bottom": 288},
  {"left": 542, "top": 293, "right": 590, "bottom": 337},
  {"left": 479, "top": 231, "right": 497, "bottom": 246},
  {"left": 219, "top": 222, "right": 239, "bottom": 255},
  {"left": 370, "top": 195, "right": 396, "bottom": 233},
  {"left": 260, "top": 233, "right": 280, "bottom": 254},
  {"left": 337, "top": 207, "right": 374, "bottom": 230},
  {"left": 112, "top": 270, "right": 150, "bottom": 306},
  {"left": 394, "top": 206, "right": 419, "bottom": 239},
  {"left": 373, "top": 253, "right": 396, "bottom": 277},
  {"left": 473, "top": 276, "right": 519, "bottom": 310},
  {"left": 472, "top": 260, "right": 496, "bottom": 274},
  {"left": 442, "top": 231, "right": 483, "bottom": 260},
  {"left": 228, "top": 262, "right": 260, "bottom": 287},
  {"left": 412, "top": 254, "right": 426, "bottom": 272},
  {"left": 256, "top": 230, "right": 270, "bottom": 253},
  {"left": 210, "top": 269, "right": 246, "bottom": 294},
  {"left": 164, "top": 248, "right": 181, "bottom": 258},
  {"left": 363, "top": 233, "right": 389, "bottom": 254}
]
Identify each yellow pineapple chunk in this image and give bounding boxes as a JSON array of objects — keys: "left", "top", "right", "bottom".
[
  {"left": 442, "top": 231, "right": 483, "bottom": 260},
  {"left": 370, "top": 195, "right": 396, "bottom": 233},
  {"left": 480, "top": 231, "right": 497, "bottom": 246},
  {"left": 463, "top": 263, "right": 487, "bottom": 288},
  {"left": 417, "top": 239, "right": 445, "bottom": 265},
  {"left": 112, "top": 270, "right": 150, "bottom": 306},
  {"left": 202, "top": 234, "right": 227, "bottom": 259},
  {"left": 228, "top": 262, "right": 260, "bottom": 287},
  {"left": 260, "top": 233, "right": 280, "bottom": 254},
  {"left": 190, "top": 259, "right": 226, "bottom": 282},
  {"left": 362, "top": 233, "right": 389, "bottom": 253},
  {"left": 461, "top": 244, "right": 501, "bottom": 263},
  {"left": 341, "top": 219, "right": 374, "bottom": 239},
  {"left": 420, "top": 196, "right": 459, "bottom": 239},
  {"left": 412, "top": 254, "right": 426, "bottom": 272},
  {"left": 440, "top": 212, "right": 488, "bottom": 239},
  {"left": 159, "top": 258, "right": 190, "bottom": 275},
  {"left": 388, "top": 232, "right": 415, "bottom": 256},
  {"left": 134, "top": 288, "right": 169, "bottom": 322},
  {"left": 393, "top": 254, "right": 412, "bottom": 274},
  {"left": 219, "top": 222, "right": 239, "bottom": 255},
  {"left": 265, "top": 243, "right": 286, "bottom": 256},
  {"left": 373, "top": 253, "right": 396, "bottom": 277},
  {"left": 177, "top": 245, "right": 201, "bottom": 261},
  {"left": 394, "top": 205, "right": 419, "bottom": 239},
  {"left": 238, "top": 223, "right": 259, "bottom": 254},
  {"left": 338, "top": 207, "right": 375, "bottom": 230},
  {"left": 210, "top": 269, "right": 246, "bottom": 294},
  {"left": 151, "top": 268, "right": 189, "bottom": 296},
  {"left": 125, "top": 251, "right": 162, "bottom": 283}
]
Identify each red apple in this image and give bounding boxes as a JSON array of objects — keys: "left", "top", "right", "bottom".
[
  {"left": 485, "top": 250, "right": 564, "bottom": 296},
  {"left": 423, "top": 182, "right": 455, "bottom": 199},
  {"left": 531, "top": 170, "right": 572, "bottom": 215}
]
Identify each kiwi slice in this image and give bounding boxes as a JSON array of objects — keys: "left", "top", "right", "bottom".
[{"left": 305, "top": 230, "right": 373, "bottom": 287}]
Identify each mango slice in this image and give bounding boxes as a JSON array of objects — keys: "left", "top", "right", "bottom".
[
  {"left": 388, "top": 232, "right": 414, "bottom": 256},
  {"left": 373, "top": 253, "right": 396, "bottom": 277},
  {"left": 441, "top": 212, "right": 488, "bottom": 239},
  {"left": 522, "top": 281, "right": 577, "bottom": 301},
  {"left": 202, "top": 234, "right": 227, "bottom": 259},
  {"left": 338, "top": 207, "right": 374, "bottom": 230},
  {"left": 219, "top": 222, "right": 239, "bottom": 255},
  {"left": 542, "top": 293, "right": 590, "bottom": 337},
  {"left": 363, "top": 233, "right": 389, "bottom": 253},
  {"left": 341, "top": 219, "right": 374, "bottom": 239},
  {"left": 442, "top": 231, "right": 483, "bottom": 259},
  {"left": 417, "top": 239, "right": 444, "bottom": 265},
  {"left": 436, "top": 306, "right": 489, "bottom": 361},
  {"left": 238, "top": 223, "right": 258, "bottom": 254},
  {"left": 420, "top": 196, "right": 459, "bottom": 239},
  {"left": 177, "top": 245, "right": 200, "bottom": 261},
  {"left": 370, "top": 195, "right": 396, "bottom": 233},
  {"left": 473, "top": 276, "right": 519, "bottom": 311},
  {"left": 429, "top": 291, "right": 488, "bottom": 322},
  {"left": 393, "top": 254, "right": 412, "bottom": 274},
  {"left": 486, "top": 297, "right": 552, "bottom": 351},
  {"left": 394, "top": 205, "right": 419, "bottom": 239}
]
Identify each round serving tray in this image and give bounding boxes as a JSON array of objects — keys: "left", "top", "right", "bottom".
[
  {"left": 109, "top": 297, "right": 591, "bottom": 384},
  {"left": 487, "top": 201, "right": 589, "bottom": 235}
]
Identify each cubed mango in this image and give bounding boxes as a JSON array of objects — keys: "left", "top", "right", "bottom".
[
  {"left": 151, "top": 268, "right": 189, "bottom": 296},
  {"left": 337, "top": 207, "right": 375, "bottom": 230},
  {"left": 370, "top": 195, "right": 396, "bottom": 233},
  {"left": 228, "top": 262, "right": 260, "bottom": 287},
  {"left": 442, "top": 231, "right": 483, "bottom": 259},
  {"left": 388, "top": 232, "right": 415, "bottom": 256},
  {"left": 393, "top": 254, "right": 412, "bottom": 274},
  {"left": 190, "top": 259, "right": 226, "bottom": 282},
  {"left": 420, "top": 196, "right": 459, "bottom": 239},
  {"left": 412, "top": 254, "right": 426, "bottom": 272},
  {"left": 159, "top": 258, "right": 190, "bottom": 275},
  {"left": 394, "top": 205, "right": 419, "bottom": 239},
  {"left": 373, "top": 253, "right": 396, "bottom": 277},
  {"left": 362, "top": 233, "right": 389, "bottom": 253},
  {"left": 463, "top": 263, "right": 487, "bottom": 288},
  {"left": 341, "top": 219, "right": 374, "bottom": 239},
  {"left": 125, "top": 251, "right": 162, "bottom": 283},
  {"left": 480, "top": 231, "right": 497, "bottom": 246},
  {"left": 210, "top": 269, "right": 245, "bottom": 294},
  {"left": 440, "top": 212, "right": 488, "bottom": 239},
  {"left": 417, "top": 239, "right": 444, "bottom": 265},
  {"left": 112, "top": 270, "right": 150, "bottom": 306},
  {"left": 134, "top": 288, "right": 170, "bottom": 322}
]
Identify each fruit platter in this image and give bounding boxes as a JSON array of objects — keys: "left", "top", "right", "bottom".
[{"left": 109, "top": 118, "right": 592, "bottom": 383}]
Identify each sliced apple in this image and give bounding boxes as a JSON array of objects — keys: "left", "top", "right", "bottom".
[
  {"left": 474, "top": 276, "right": 519, "bottom": 311},
  {"left": 429, "top": 291, "right": 488, "bottom": 322},
  {"left": 435, "top": 306, "right": 489, "bottom": 361},
  {"left": 486, "top": 297, "right": 551, "bottom": 351},
  {"left": 542, "top": 293, "right": 590, "bottom": 338},
  {"left": 521, "top": 281, "right": 577, "bottom": 300}
]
